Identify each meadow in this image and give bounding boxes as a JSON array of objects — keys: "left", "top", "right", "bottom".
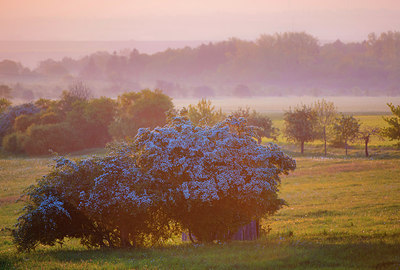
[{"left": 0, "top": 113, "right": 399, "bottom": 269}]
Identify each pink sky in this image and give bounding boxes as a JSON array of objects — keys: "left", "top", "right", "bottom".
[{"left": 1, "top": 0, "right": 400, "bottom": 41}]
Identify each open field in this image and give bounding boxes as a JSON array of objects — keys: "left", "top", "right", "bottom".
[
  {"left": 0, "top": 150, "right": 399, "bottom": 269},
  {"left": 173, "top": 96, "right": 400, "bottom": 114}
]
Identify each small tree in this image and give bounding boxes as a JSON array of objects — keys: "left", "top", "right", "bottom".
[
  {"left": 284, "top": 104, "right": 317, "bottom": 154},
  {"left": 232, "top": 107, "right": 278, "bottom": 144},
  {"left": 134, "top": 116, "right": 296, "bottom": 242},
  {"left": 187, "top": 99, "right": 224, "bottom": 127},
  {"left": 359, "top": 126, "right": 381, "bottom": 157},
  {"left": 110, "top": 89, "right": 174, "bottom": 139},
  {"left": 382, "top": 103, "right": 400, "bottom": 147},
  {"left": 312, "top": 99, "right": 337, "bottom": 156},
  {"left": 333, "top": 114, "right": 360, "bottom": 156}
]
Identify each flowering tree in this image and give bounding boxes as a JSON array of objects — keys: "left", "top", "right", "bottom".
[
  {"left": 13, "top": 116, "right": 295, "bottom": 250},
  {"left": 133, "top": 116, "right": 296, "bottom": 242}
]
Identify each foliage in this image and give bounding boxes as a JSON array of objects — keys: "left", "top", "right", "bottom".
[
  {"left": 2, "top": 132, "right": 26, "bottom": 154},
  {"left": 133, "top": 116, "right": 295, "bottom": 242},
  {"left": 4, "top": 31, "right": 400, "bottom": 98},
  {"left": 312, "top": 99, "right": 338, "bottom": 156},
  {"left": 110, "top": 89, "right": 173, "bottom": 139},
  {"left": 284, "top": 104, "right": 317, "bottom": 154},
  {"left": 12, "top": 117, "right": 295, "bottom": 250},
  {"left": 0, "top": 103, "right": 41, "bottom": 143},
  {"left": 0, "top": 98, "right": 11, "bottom": 113},
  {"left": 333, "top": 114, "right": 361, "bottom": 155},
  {"left": 382, "top": 103, "right": 400, "bottom": 146},
  {"left": 23, "top": 123, "right": 78, "bottom": 155},
  {"left": 232, "top": 107, "right": 278, "bottom": 143},
  {"left": 187, "top": 99, "right": 225, "bottom": 127},
  {"left": 58, "top": 82, "right": 92, "bottom": 114},
  {"left": 13, "top": 114, "right": 37, "bottom": 132}
]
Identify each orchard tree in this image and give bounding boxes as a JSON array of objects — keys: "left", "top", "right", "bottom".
[
  {"left": 359, "top": 126, "right": 381, "bottom": 157},
  {"left": 333, "top": 114, "right": 360, "bottom": 155},
  {"left": 284, "top": 104, "right": 317, "bottom": 154},
  {"left": 382, "top": 103, "right": 400, "bottom": 147},
  {"left": 312, "top": 99, "right": 337, "bottom": 156}
]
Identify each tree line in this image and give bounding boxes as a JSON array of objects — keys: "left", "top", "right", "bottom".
[
  {"left": 1, "top": 31, "right": 400, "bottom": 99},
  {"left": 1, "top": 83, "right": 399, "bottom": 157}
]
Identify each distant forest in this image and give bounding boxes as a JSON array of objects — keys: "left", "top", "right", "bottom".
[{"left": 0, "top": 31, "right": 400, "bottom": 100}]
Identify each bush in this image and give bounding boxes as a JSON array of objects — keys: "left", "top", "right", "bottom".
[
  {"left": 135, "top": 116, "right": 295, "bottom": 242},
  {"left": 0, "top": 103, "right": 40, "bottom": 143},
  {"left": 2, "top": 132, "right": 26, "bottom": 154},
  {"left": 13, "top": 117, "right": 296, "bottom": 250},
  {"left": 13, "top": 158, "right": 110, "bottom": 251},
  {"left": 23, "top": 123, "right": 78, "bottom": 155},
  {"left": 40, "top": 112, "right": 61, "bottom": 125},
  {"left": 13, "top": 114, "right": 37, "bottom": 132},
  {"left": 13, "top": 153, "right": 175, "bottom": 250}
]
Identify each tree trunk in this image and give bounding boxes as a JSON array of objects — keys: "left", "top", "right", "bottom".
[
  {"left": 323, "top": 126, "right": 327, "bottom": 156},
  {"left": 188, "top": 228, "right": 196, "bottom": 243},
  {"left": 119, "top": 224, "right": 131, "bottom": 247},
  {"left": 345, "top": 140, "right": 348, "bottom": 156},
  {"left": 365, "top": 136, "right": 369, "bottom": 157},
  {"left": 301, "top": 141, "right": 304, "bottom": 154}
]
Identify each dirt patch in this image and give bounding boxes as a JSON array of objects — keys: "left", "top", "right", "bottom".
[{"left": 0, "top": 196, "right": 20, "bottom": 205}]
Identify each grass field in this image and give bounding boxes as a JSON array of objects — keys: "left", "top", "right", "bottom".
[
  {"left": 0, "top": 113, "right": 399, "bottom": 269},
  {"left": 0, "top": 153, "right": 399, "bottom": 269}
]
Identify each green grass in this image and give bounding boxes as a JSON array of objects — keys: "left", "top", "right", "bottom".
[
  {"left": 0, "top": 154, "right": 399, "bottom": 269},
  {"left": 263, "top": 114, "right": 399, "bottom": 158}
]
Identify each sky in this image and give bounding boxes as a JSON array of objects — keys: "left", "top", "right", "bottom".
[{"left": 1, "top": 0, "right": 400, "bottom": 41}]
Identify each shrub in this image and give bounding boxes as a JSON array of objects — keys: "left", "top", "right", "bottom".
[
  {"left": 23, "top": 123, "right": 77, "bottom": 155},
  {"left": 135, "top": 116, "right": 295, "bottom": 242},
  {"left": 2, "top": 132, "right": 26, "bottom": 154},
  {"left": 13, "top": 114, "right": 37, "bottom": 132},
  {"left": 0, "top": 103, "right": 40, "bottom": 143},
  {"left": 13, "top": 153, "right": 175, "bottom": 250},
  {"left": 39, "top": 112, "right": 61, "bottom": 125},
  {"left": 13, "top": 117, "right": 295, "bottom": 250}
]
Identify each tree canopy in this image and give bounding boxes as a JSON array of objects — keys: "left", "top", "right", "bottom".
[
  {"left": 333, "top": 114, "right": 360, "bottom": 155},
  {"left": 382, "top": 103, "right": 400, "bottom": 146},
  {"left": 284, "top": 105, "right": 317, "bottom": 154}
]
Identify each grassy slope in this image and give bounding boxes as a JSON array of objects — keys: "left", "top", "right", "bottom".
[{"left": 0, "top": 154, "right": 399, "bottom": 269}]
